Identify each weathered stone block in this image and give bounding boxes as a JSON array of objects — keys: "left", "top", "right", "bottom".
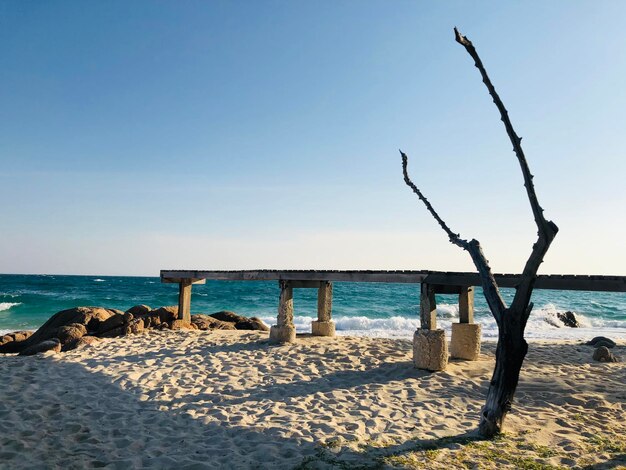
[
  {"left": 413, "top": 329, "right": 448, "bottom": 371},
  {"left": 269, "top": 325, "right": 296, "bottom": 344},
  {"left": 311, "top": 320, "right": 335, "bottom": 337},
  {"left": 450, "top": 323, "right": 481, "bottom": 361}
]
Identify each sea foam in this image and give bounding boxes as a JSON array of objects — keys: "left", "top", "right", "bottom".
[
  {"left": 260, "top": 302, "right": 626, "bottom": 341},
  {"left": 0, "top": 302, "right": 21, "bottom": 312}
]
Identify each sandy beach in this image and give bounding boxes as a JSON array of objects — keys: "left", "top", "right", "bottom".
[{"left": 0, "top": 330, "right": 624, "bottom": 469}]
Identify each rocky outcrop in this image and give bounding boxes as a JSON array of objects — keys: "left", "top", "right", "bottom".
[
  {"left": 0, "top": 304, "right": 268, "bottom": 356},
  {"left": 556, "top": 311, "right": 579, "bottom": 328},
  {"left": 0, "top": 307, "right": 117, "bottom": 354},
  {"left": 210, "top": 311, "right": 269, "bottom": 331}
]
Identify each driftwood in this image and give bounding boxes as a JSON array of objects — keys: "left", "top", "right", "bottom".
[{"left": 401, "top": 27, "right": 558, "bottom": 437}]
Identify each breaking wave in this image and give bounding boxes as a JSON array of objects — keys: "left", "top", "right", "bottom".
[{"left": 0, "top": 302, "right": 21, "bottom": 312}]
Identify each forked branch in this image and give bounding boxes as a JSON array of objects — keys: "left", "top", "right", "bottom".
[
  {"left": 401, "top": 151, "right": 506, "bottom": 320},
  {"left": 453, "top": 27, "right": 558, "bottom": 313}
]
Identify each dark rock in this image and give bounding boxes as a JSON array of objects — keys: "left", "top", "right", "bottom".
[
  {"left": 125, "top": 305, "right": 151, "bottom": 316},
  {"left": 209, "top": 311, "right": 270, "bottom": 331},
  {"left": 57, "top": 323, "right": 88, "bottom": 345},
  {"left": 151, "top": 306, "right": 178, "bottom": 323},
  {"left": 99, "top": 326, "right": 125, "bottom": 338},
  {"left": 556, "top": 311, "right": 579, "bottom": 328},
  {"left": 142, "top": 312, "right": 162, "bottom": 329},
  {"left": 593, "top": 346, "right": 619, "bottom": 363},
  {"left": 19, "top": 338, "right": 62, "bottom": 356},
  {"left": 191, "top": 314, "right": 237, "bottom": 331},
  {"left": 99, "top": 318, "right": 144, "bottom": 337},
  {"left": 586, "top": 336, "right": 616, "bottom": 348},
  {"left": 245, "top": 317, "right": 270, "bottom": 332},
  {"left": 123, "top": 318, "right": 145, "bottom": 335},
  {"left": 97, "top": 313, "right": 127, "bottom": 335}
]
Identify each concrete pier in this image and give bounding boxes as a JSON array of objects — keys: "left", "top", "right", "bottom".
[
  {"left": 160, "top": 269, "right": 626, "bottom": 371},
  {"left": 311, "top": 281, "right": 335, "bottom": 337},
  {"left": 450, "top": 286, "right": 481, "bottom": 360},
  {"left": 413, "top": 329, "right": 448, "bottom": 371},
  {"left": 413, "top": 283, "right": 448, "bottom": 371},
  {"left": 269, "top": 280, "right": 296, "bottom": 343}
]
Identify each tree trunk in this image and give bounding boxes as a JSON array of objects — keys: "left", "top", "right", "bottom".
[
  {"left": 479, "top": 308, "right": 529, "bottom": 437},
  {"left": 401, "top": 28, "right": 558, "bottom": 437}
]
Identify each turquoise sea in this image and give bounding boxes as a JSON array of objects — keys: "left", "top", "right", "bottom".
[{"left": 1, "top": 274, "right": 625, "bottom": 341}]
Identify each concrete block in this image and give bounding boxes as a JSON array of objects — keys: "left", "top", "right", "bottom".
[
  {"left": 269, "top": 325, "right": 296, "bottom": 344},
  {"left": 311, "top": 320, "right": 335, "bottom": 337},
  {"left": 450, "top": 323, "right": 481, "bottom": 361},
  {"left": 413, "top": 329, "right": 448, "bottom": 371}
]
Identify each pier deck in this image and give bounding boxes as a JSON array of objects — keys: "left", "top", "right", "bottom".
[
  {"left": 161, "top": 269, "right": 626, "bottom": 292},
  {"left": 160, "top": 269, "right": 625, "bottom": 370}
]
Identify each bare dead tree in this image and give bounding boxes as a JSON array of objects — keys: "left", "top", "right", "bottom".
[{"left": 401, "top": 28, "right": 558, "bottom": 437}]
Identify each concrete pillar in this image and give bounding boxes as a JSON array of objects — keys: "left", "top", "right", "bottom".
[
  {"left": 458, "top": 286, "right": 474, "bottom": 324},
  {"left": 450, "top": 323, "right": 481, "bottom": 360},
  {"left": 450, "top": 286, "right": 481, "bottom": 360},
  {"left": 269, "top": 280, "right": 296, "bottom": 343},
  {"left": 413, "top": 283, "right": 448, "bottom": 371},
  {"left": 420, "top": 283, "right": 437, "bottom": 330},
  {"left": 178, "top": 280, "right": 192, "bottom": 323},
  {"left": 413, "top": 329, "right": 448, "bottom": 371},
  {"left": 312, "top": 281, "right": 335, "bottom": 337}
]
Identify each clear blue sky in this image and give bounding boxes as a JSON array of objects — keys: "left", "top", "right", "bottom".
[{"left": 1, "top": 1, "right": 624, "bottom": 276}]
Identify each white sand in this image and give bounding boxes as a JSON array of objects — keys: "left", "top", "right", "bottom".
[{"left": 0, "top": 330, "right": 624, "bottom": 469}]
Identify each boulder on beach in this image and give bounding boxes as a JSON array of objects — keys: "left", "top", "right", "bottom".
[
  {"left": 0, "top": 331, "right": 34, "bottom": 348},
  {"left": 62, "top": 335, "right": 101, "bottom": 352},
  {"left": 191, "top": 314, "right": 237, "bottom": 331},
  {"left": 1, "top": 304, "right": 270, "bottom": 356},
  {"left": 0, "top": 307, "right": 117, "bottom": 354},
  {"left": 585, "top": 336, "right": 616, "bottom": 348},
  {"left": 97, "top": 313, "right": 128, "bottom": 335},
  {"left": 125, "top": 305, "right": 151, "bottom": 316},
  {"left": 141, "top": 311, "right": 162, "bottom": 329},
  {"left": 19, "top": 338, "right": 62, "bottom": 356},
  {"left": 57, "top": 323, "right": 88, "bottom": 345},
  {"left": 151, "top": 306, "right": 179, "bottom": 323},
  {"left": 592, "top": 346, "right": 619, "bottom": 363},
  {"left": 210, "top": 311, "right": 270, "bottom": 331},
  {"left": 124, "top": 318, "right": 145, "bottom": 335}
]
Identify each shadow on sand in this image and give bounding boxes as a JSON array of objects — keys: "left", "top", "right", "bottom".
[{"left": 0, "top": 337, "right": 624, "bottom": 469}]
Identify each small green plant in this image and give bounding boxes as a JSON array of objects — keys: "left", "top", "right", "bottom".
[{"left": 589, "top": 434, "right": 626, "bottom": 453}]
